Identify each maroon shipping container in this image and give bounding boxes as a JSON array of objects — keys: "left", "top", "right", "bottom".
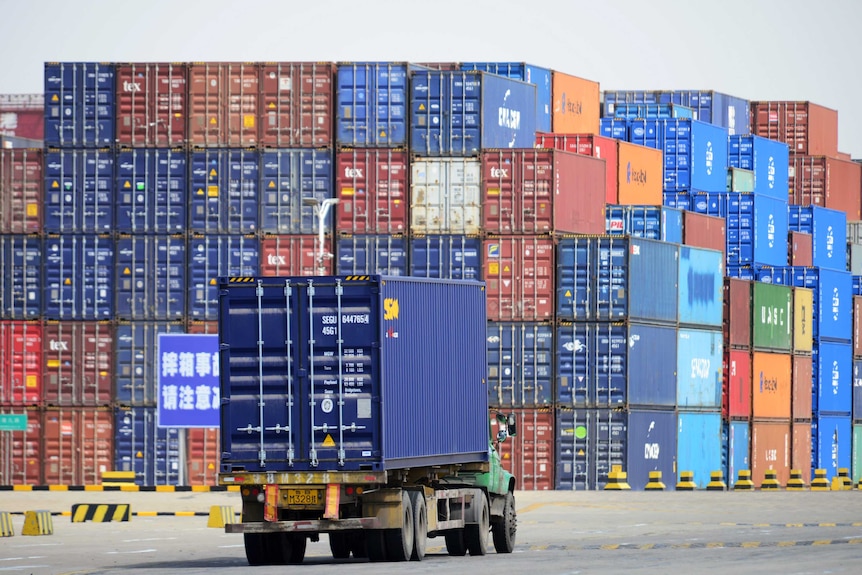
[
  {"left": 187, "top": 427, "right": 219, "bottom": 485},
  {"left": 259, "top": 62, "right": 335, "bottom": 148},
  {"left": 854, "top": 296, "right": 862, "bottom": 358},
  {"left": 683, "top": 211, "right": 726, "bottom": 260},
  {"left": 792, "top": 354, "right": 813, "bottom": 421},
  {"left": 260, "top": 235, "right": 333, "bottom": 276},
  {"left": 0, "top": 147, "right": 42, "bottom": 233},
  {"left": 491, "top": 407, "right": 555, "bottom": 491},
  {"left": 188, "top": 63, "right": 260, "bottom": 147},
  {"left": 838, "top": 152, "right": 852, "bottom": 161},
  {"left": 791, "top": 422, "right": 812, "bottom": 484},
  {"left": 750, "top": 420, "right": 791, "bottom": 487},
  {"left": 482, "top": 149, "right": 605, "bottom": 235},
  {"left": 0, "top": 321, "right": 42, "bottom": 406},
  {"left": 750, "top": 101, "right": 839, "bottom": 157},
  {"left": 789, "top": 231, "right": 813, "bottom": 266},
  {"left": 483, "top": 235, "right": 554, "bottom": 321},
  {"left": 0, "top": 406, "right": 41, "bottom": 484},
  {"left": 724, "top": 278, "right": 751, "bottom": 349},
  {"left": 41, "top": 407, "right": 113, "bottom": 485},
  {"left": 790, "top": 156, "right": 862, "bottom": 221},
  {"left": 723, "top": 348, "right": 751, "bottom": 420},
  {"left": 186, "top": 321, "right": 218, "bottom": 335},
  {"left": 0, "top": 94, "right": 44, "bottom": 140},
  {"left": 116, "top": 63, "right": 188, "bottom": 146},
  {"left": 42, "top": 321, "right": 114, "bottom": 407},
  {"left": 414, "top": 62, "right": 461, "bottom": 71},
  {"left": 535, "top": 132, "right": 618, "bottom": 204},
  {"left": 336, "top": 149, "right": 408, "bottom": 234}
]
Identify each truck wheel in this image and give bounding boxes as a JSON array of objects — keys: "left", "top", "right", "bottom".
[
  {"left": 329, "top": 533, "right": 351, "bottom": 559},
  {"left": 349, "top": 533, "right": 367, "bottom": 558},
  {"left": 465, "top": 492, "right": 490, "bottom": 556},
  {"left": 492, "top": 492, "right": 517, "bottom": 553},
  {"left": 365, "top": 530, "right": 387, "bottom": 562},
  {"left": 243, "top": 533, "right": 269, "bottom": 566},
  {"left": 287, "top": 534, "right": 307, "bottom": 564},
  {"left": 409, "top": 491, "right": 427, "bottom": 561},
  {"left": 384, "top": 491, "right": 414, "bottom": 561},
  {"left": 444, "top": 530, "right": 467, "bottom": 556}
]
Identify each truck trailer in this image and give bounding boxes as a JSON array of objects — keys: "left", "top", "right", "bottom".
[{"left": 217, "top": 275, "right": 518, "bottom": 564}]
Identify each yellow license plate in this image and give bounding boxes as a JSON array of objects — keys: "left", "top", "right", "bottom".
[{"left": 287, "top": 489, "right": 320, "bottom": 505}]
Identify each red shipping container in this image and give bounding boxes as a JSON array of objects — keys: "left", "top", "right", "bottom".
[
  {"left": 724, "top": 278, "right": 751, "bottom": 349},
  {"left": 535, "top": 132, "right": 618, "bottom": 204},
  {"left": 0, "top": 147, "right": 42, "bottom": 233},
  {"left": 482, "top": 149, "right": 605, "bottom": 234},
  {"left": 750, "top": 420, "right": 791, "bottom": 487},
  {"left": 0, "top": 406, "right": 42, "bottom": 484},
  {"left": 792, "top": 354, "right": 813, "bottom": 421},
  {"left": 483, "top": 236, "right": 554, "bottom": 321},
  {"left": 336, "top": 149, "right": 408, "bottom": 234},
  {"left": 260, "top": 62, "right": 335, "bottom": 148},
  {"left": 260, "top": 235, "right": 332, "bottom": 276},
  {"left": 723, "top": 348, "right": 751, "bottom": 420},
  {"left": 188, "top": 63, "right": 260, "bottom": 147},
  {"left": 838, "top": 152, "right": 852, "bottom": 161},
  {"left": 791, "top": 422, "right": 812, "bottom": 484},
  {"left": 790, "top": 156, "right": 862, "bottom": 221},
  {"left": 0, "top": 321, "right": 42, "bottom": 406},
  {"left": 750, "top": 101, "right": 838, "bottom": 157},
  {"left": 789, "top": 231, "right": 813, "bottom": 266},
  {"left": 187, "top": 321, "right": 218, "bottom": 335},
  {"left": 116, "top": 63, "right": 188, "bottom": 146},
  {"left": 186, "top": 427, "right": 220, "bottom": 485},
  {"left": 683, "top": 211, "right": 726, "bottom": 260},
  {"left": 42, "top": 407, "right": 113, "bottom": 485},
  {"left": 491, "top": 407, "right": 554, "bottom": 491},
  {"left": 0, "top": 94, "right": 44, "bottom": 140},
  {"left": 42, "top": 321, "right": 114, "bottom": 407}
]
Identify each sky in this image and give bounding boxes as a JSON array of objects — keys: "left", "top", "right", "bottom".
[{"left": 1, "top": 0, "right": 861, "bottom": 155}]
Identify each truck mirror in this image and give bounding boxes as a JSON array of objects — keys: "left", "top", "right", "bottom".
[{"left": 507, "top": 414, "right": 517, "bottom": 438}]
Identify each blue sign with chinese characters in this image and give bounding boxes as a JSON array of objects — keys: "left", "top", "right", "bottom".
[{"left": 157, "top": 334, "right": 219, "bottom": 428}]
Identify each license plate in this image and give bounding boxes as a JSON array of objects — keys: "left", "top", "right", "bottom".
[{"left": 287, "top": 489, "right": 320, "bottom": 505}]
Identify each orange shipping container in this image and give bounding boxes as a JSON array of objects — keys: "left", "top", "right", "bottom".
[
  {"left": 616, "top": 141, "right": 663, "bottom": 205},
  {"left": 186, "top": 427, "right": 219, "bottom": 485},
  {"left": 793, "top": 287, "right": 813, "bottom": 354},
  {"left": 791, "top": 422, "right": 812, "bottom": 484},
  {"left": 491, "top": 407, "right": 555, "bottom": 491},
  {"left": 752, "top": 352, "right": 792, "bottom": 419},
  {"left": 751, "top": 421, "right": 791, "bottom": 487},
  {"left": 551, "top": 71, "right": 600, "bottom": 135},
  {"left": 791, "top": 354, "right": 813, "bottom": 421},
  {"left": 789, "top": 231, "right": 813, "bottom": 266},
  {"left": 188, "top": 63, "right": 260, "bottom": 147}
]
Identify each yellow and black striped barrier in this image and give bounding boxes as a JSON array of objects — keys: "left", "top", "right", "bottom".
[
  {"left": 644, "top": 471, "right": 666, "bottom": 490},
  {"left": 22, "top": 510, "right": 53, "bottom": 535},
  {"left": 706, "top": 470, "right": 726, "bottom": 491},
  {"left": 101, "top": 471, "right": 136, "bottom": 487},
  {"left": 811, "top": 469, "right": 830, "bottom": 491},
  {"left": 734, "top": 470, "right": 755, "bottom": 490},
  {"left": 207, "top": 505, "right": 237, "bottom": 528},
  {"left": 676, "top": 471, "right": 696, "bottom": 491},
  {"left": 0, "top": 485, "right": 240, "bottom": 492},
  {"left": 834, "top": 468, "right": 854, "bottom": 491},
  {"left": 603, "top": 465, "right": 631, "bottom": 490},
  {"left": 760, "top": 469, "right": 781, "bottom": 490},
  {"left": 0, "top": 511, "right": 13, "bottom": 537},
  {"left": 786, "top": 469, "right": 807, "bottom": 491},
  {"left": 71, "top": 504, "right": 131, "bottom": 523}
]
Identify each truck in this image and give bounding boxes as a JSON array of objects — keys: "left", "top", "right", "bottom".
[{"left": 217, "top": 275, "right": 518, "bottom": 564}]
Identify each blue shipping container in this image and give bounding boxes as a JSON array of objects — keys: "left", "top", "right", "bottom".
[
  {"left": 260, "top": 149, "right": 334, "bottom": 234},
  {"left": 605, "top": 205, "right": 683, "bottom": 244},
  {"left": 662, "top": 191, "right": 692, "bottom": 211},
  {"left": 556, "top": 321, "right": 678, "bottom": 408},
  {"left": 336, "top": 62, "right": 409, "bottom": 147},
  {"left": 115, "top": 148, "right": 187, "bottom": 233},
  {"left": 0, "top": 236, "right": 41, "bottom": 319},
  {"left": 44, "top": 62, "right": 115, "bottom": 147},
  {"left": 785, "top": 267, "right": 852, "bottom": 341},
  {"left": 678, "top": 246, "right": 724, "bottom": 327},
  {"left": 115, "top": 235, "right": 186, "bottom": 321},
  {"left": 813, "top": 340, "right": 853, "bottom": 416},
  {"left": 337, "top": 234, "right": 408, "bottom": 276},
  {"left": 188, "top": 150, "right": 259, "bottom": 234},
  {"left": 115, "top": 321, "right": 185, "bottom": 406},
  {"left": 114, "top": 407, "right": 181, "bottom": 486},
  {"left": 486, "top": 322, "right": 554, "bottom": 408},
  {"left": 218, "top": 275, "right": 489, "bottom": 472},
  {"left": 677, "top": 328, "right": 723, "bottom": 408},
  {"left": 459, "top": 62, "right": 552, "bottom": 132},
  {"left": 604, "top": 90, "right": 750, "bottom": 135},
  {"left": 812, "top": 415, "right": 852, "bottom": 481},
  {"left": 409, "top": 235, "right": 481, "bottom": 279},
  {"left": 854, "top": 361, "right": 862, "bottom": 420},
  {"left": 555, "top": 408, "right": 626, "bottom": 491},
  {"left": 612, "top": 103, "right": 694, "bottom": 120},
  {"left": 44, "top": 149, "right": 114, "bottom": 233},
  {"left": 556, "top": 236, "right": 679, "bottom": 323},
  {"left": 188, "top": 235, "right": 259, "bottom": 320},
  {"left": 599, "top": 117, "right": 628, "bottom": 141},
  {"left": 787, "top": 206, "right": 847, "bottom": 271},
  {"left": 723, "top": 420, "right": 750, "bottom": 488},
  {"left": 727, "top": 135, "right": 789, "bottom": 201},
  {"left": 677, "top": 410, "right": 723, "bottom": 489},
  {"left": 627, "top": 409, "right": 677, "bottom": 491},
  {"left": 43, "top": 234, "right": 114, "bottom": 320},
  {"left": 410, "top": 70, "right": 537, "bottom": 156}
]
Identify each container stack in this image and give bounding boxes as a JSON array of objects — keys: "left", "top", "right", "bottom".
[{"left": 723, "top": 278, "right": 752, "bottom": 487}]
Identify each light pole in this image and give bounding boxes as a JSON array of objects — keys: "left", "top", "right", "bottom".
[{"left": 302, "top": 197, "right": 339, "bottom": 275}]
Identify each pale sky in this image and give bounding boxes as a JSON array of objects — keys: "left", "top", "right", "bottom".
[{"left": 2, "top": 0, "right": 860, "bottom": 155}]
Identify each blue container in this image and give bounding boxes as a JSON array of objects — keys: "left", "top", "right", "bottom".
[
  {"left": 44, "top": 149, "right": 114, "bottom": 233},
  {"left": 188, "top": 150, "right": 259, "bottom": 234},
  {"left": 787, "top": 206, "right": 847, "bottom": 271},
  {"left": 812, "top": 340, "right": 852, "bottom": 416},
  {"left": 854, "top": 275, "right": 862, "bottom": 296},
  {"left": 188, "top": 235, "right": 259, "bottom": 320},
  {"left": 853, "top": 360, "right": 862, "bottom": 420},
  {"left": 44, "top": 62, "right": 115, "bottom": 147},
  {"left": 626, "top": 409, "right": 677, "bottom": 491},
  {"left": 487, "top": 322, "right": 554, "bottom": 408},
  {"left": 218, "top": 275, "right": 489, "bottom": 473},
  {"left": 115, "top": 235, "right": 186, "bottom": 321},
  {"left": 555, "top": 408, "right": 626, "bottom": 490},
  {"left": 723, "top": 193, "right": 789, "bottom": 267},
  {"left": 0, "top": 236, "right": 41, "bottom": 319},
  {"left": 811, "top": 415, "right": 852, "bottom": 481},
  {"left": 784, "top": 267, "right": 852, "bottom": 341},
  {"left": 556, "top": 236, "right": 679, "bottom": 323},
  {"left": 460, "top": 62, "right": 551, "bottom": 132},
  {"left": 410, "top": 70, "right": 537, "bottom": 156},
  {"left": 677, "top": 328, "right": 723, "bottom": 408},
  {"left": 604, "top": 90, "right": 750, "bottom": 135},
  {"left": 115, "top": 321, "right": 185, "bottom": 406},
  {"left": 605, "top": 205, "right": 683, "bottom": 244},
  {"left": 115, "top": 149, "right": 187, "bottom": 233},
  {"left": 337, "top": 234, "right": 408, "bottom": 276},
  {"left": 662, "top": 191, "right": 692, "bottom": 211},
  {"left": 409, "top": 235, "right": 481, "bottom": 279},
  {"left": 723, "top": 420, "right": 750, "bottom": 488},
  {"left": 260, "top": 149, "right": 334, "bottom": 234},
  {"left": 677, "top": 410, "right": 723, "bottom": 489},
  {"left": 336, "top": 62, "right": 409, "bottom": 147},
  {"left": 114, "top": 407, "right": 181, "bottom": 486},
  {"left": 599, "top": 117, "right": 628, "bottom": 141},
  {"left": 612, "top": 103, "right": 694, "bottom": 120},
  {"left": 727, "top": 135, "right": 789, "bottom": 201},
  {"left": 726, "top": 264, "right": 790, "bottom": 285},
  {"left": 556, "top": 321, "right": 678, "bottom": 408},
  {"left": 678, "top": 246, "right": 724, "bottom": 327},
  {"left": 43, "top": 234, "right": 114, "bottom": 320}
]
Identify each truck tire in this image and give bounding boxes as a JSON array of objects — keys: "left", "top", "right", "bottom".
[
  {"left": 243, "top": 533, "right": 269, "bottom": 566},
  {"left": 465, "top": 492, "right": 489, "bottom": 556},
  {"left": 349, "top": 533, "right": 367, "bottom": 558},
  {"left": 328, "top": 533, "right": 351, "bottom": 559},
  {"left": 444, "top": 530, "right": 467, "bottom": 556},
  {"left": 384, "top": 491, "right": 414, "bottom": 561},
  {"left": 408, "top": 491, "right": 427, "bottom": 561},
  {"left": 286, "top": 534, "right": 307, "bottom": 564},
  {"left": 492, "top": 492, "right": 517, "bottom": 553},
  {"left": 365, "top": 530, "right": 387, "bottom": 562}
]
